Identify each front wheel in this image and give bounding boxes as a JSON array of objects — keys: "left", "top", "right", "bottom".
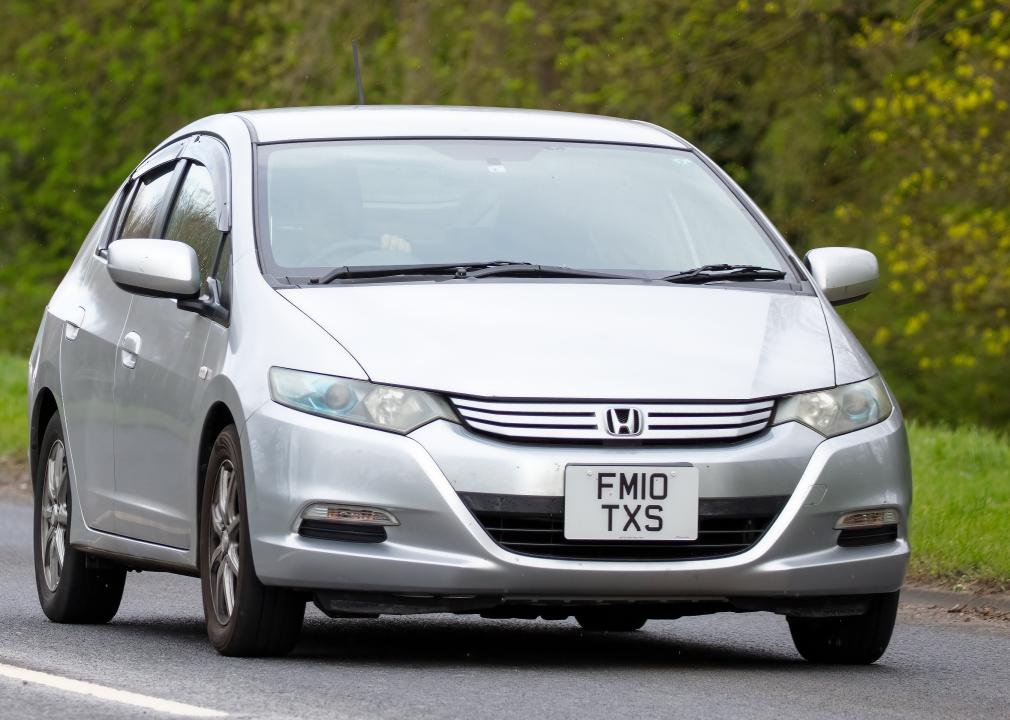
[
  {"left": 199, "top": 425, "right": 305, "bottom": 656},
  {"left": 787, "top": 592, "right": 900, "bottom": 664},
  {"left": 33, "top": 413, "right": 126, "bottom": 623}
]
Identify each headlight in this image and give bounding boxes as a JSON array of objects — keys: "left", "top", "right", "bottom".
[
  {"left": 772, "top": 375, "right": 892, "bottom": 438},
  {"left": 269, "top": 367, "right": 457, "bottom": 434}
]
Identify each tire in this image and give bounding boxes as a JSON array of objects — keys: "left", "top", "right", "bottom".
[
  {"left": 575, "top": 610, "right": 648, "bottom": 632},
  {"left": 199, "top": 424, "right": 305, "bottom": 657},
  {"left": 33, "top": 413, "right": 126, "bottom": 624},
  {"left": 787, "top": 592, "right": 900, "bottom": 664}
]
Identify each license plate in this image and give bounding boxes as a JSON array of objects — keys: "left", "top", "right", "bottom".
[{"left": 563, "top": 465, "right": 699, "bottom": 541}]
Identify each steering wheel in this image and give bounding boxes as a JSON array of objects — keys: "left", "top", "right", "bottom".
[{"left": 302, "top": 240, "right": 383, "bottom": 267}]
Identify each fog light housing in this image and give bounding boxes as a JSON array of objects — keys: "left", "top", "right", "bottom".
[
  {"left": 834, "top": 508, "right": 899, "bottom": 530},
  {"left": 301, "top": 503, "right": 399, "bottom": 526}
]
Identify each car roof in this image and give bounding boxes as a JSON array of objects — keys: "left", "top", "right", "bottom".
[{"left": 234, "top": 105, "right": 688, "bottom": 148}]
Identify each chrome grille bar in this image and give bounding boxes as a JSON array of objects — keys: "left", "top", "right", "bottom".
[{"left": 450, "top": 397, "right": 775, "bottom": 442}]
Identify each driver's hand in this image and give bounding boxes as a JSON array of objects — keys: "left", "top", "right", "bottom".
[{"left": 381, "top": 234, "right": 412, "bottom": 253}]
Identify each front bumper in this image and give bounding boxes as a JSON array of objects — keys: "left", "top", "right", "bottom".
[{"left": 241, "top": 402, "right": 911, "bottom": 600}]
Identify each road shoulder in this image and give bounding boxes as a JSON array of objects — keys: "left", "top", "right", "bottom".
[{"left": 0, "top": 456, "right": 29, "bottom": 499}]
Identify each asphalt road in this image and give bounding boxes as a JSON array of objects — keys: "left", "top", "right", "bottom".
[{"left": 1, "top": 496, "right": 1008, "bottom": 720}]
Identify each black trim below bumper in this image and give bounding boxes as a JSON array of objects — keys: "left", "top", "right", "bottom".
[{"left": 311, "top": 589, "right": 881, "bottom": 619}]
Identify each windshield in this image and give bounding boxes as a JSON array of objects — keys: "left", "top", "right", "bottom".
[{"left": 256, "top": 139, "right": 786, "bottom": 279}]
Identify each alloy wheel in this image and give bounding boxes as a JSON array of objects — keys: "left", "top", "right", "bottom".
[
  {"left": 208, "top": 459, "right": 241, "bottom": 625},
  {"left": 39, "top": 439, "right": 69, "bottom": 592}
]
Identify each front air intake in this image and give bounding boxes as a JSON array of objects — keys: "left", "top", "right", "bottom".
[{"left": 459, "top": 493, "right": 788, "bottom": 561}]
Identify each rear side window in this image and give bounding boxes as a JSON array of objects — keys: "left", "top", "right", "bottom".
[
  {"left": 119, "top": 165, "right": 175, "bottom": 239},
  {"left": 165, "top": 163, "right": 221, "bottom": 290}
]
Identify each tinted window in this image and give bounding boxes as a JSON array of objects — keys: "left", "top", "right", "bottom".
[
  {"left": 119, "top": 165, "right": 175, "bottom": 239},
  {"left": 165, "top": 163, "right": 220, "bottom": 290}
]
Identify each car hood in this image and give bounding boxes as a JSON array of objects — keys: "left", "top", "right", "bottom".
[{"left": 279, "top": 282, "right": 838, "bottom": 400}]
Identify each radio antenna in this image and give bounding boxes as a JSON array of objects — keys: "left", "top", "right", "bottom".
[{"left": 352, "top": 40, "right": 365, "bottom": 105}]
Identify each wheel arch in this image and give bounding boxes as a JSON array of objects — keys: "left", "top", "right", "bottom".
[
  {"left": 30, "top": 387, "right": 60, "bottom": 488},
  {"left": 197, "top": 401, "right": 238, "bottom": 519}
]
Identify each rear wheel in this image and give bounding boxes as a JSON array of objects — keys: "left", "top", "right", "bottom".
[
  {"left": 33, "top": 413, "right": 126, "bottom": 623},
  {"left": 575, "top": 610, "right": 648, "bottom": 632},
  {"left": 787, "top": 592, "right": 900, "bottom": 664},
  {"left": 199, "top": 425, "right": 305, "bottom": 656}
]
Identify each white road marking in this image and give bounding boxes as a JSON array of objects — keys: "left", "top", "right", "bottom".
[{"left": 0, "top": 661, "right": 227, "bottom": 717}]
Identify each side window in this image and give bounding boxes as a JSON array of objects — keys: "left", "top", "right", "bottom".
[
  {"left": 164, "top": 163, "right": 221, "bottom": 294},
  {"left": 119, "top": 165, "right": 176, "bottom": 239}
]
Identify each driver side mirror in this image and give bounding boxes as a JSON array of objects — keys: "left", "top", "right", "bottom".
[
  {"left": 804, "top": 247, "right": 879, "bottom": 306},
  {"left": 107, "top": 239, "right": 200, "bottom": 299}
]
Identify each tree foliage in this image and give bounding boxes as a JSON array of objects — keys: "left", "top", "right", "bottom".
[{"left": 0, "top": 0, "right": 1006, "bottom": 425}]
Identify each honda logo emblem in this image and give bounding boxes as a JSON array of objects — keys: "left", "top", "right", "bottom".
[{"left": 604, "top": 408, "right": 643, "bottom": 437}]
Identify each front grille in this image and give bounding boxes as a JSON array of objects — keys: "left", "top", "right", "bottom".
[
  {"left": 460, "top": 492, "right": 788, "bottom": 561},
  {"left": 449, "top": 397, "right": 775, "bottom": 443}
]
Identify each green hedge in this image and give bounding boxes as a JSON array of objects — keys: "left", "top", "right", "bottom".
[{"left": 1, "top": 1, "right": 1007, "bottom": 427}]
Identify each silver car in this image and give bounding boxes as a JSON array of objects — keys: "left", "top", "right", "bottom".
[{"left": 28, "top": 106, "right": 910, "bottom": 661}]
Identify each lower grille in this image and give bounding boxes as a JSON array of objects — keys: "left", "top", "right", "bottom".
[
  {"left": 837, "top": 525, "right": 898, "bottom": 547},
  {"left": 459, "top": 492, "right": 788, "bottom": 561},
  {"left": 299, "top": 520, "right": 387, "bottom": 543}
]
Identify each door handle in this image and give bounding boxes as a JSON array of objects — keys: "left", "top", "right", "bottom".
[
  {"left": 120, "top": 331, "right": 142, "bottom": 369},
  {"left": 64, "top": 306, "right": 86, "bottom": 341}
]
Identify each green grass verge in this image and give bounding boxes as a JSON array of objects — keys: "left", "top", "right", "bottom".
[
  {"left": 907, "top": 421, "right": 1010, "bottom": 589},
  {"left": 0, "top": 353, "right": 27, "bottom": 458},
  {"left": 0, "top": 353, "right": 1007, "bottom": 585}
]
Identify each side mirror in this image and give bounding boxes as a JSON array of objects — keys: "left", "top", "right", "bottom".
[
  {"left": 804, "top": 247, "right": 878, "bottom": 306},
  {"left": 107, "top": 239, "right": 200, "bottom": 299}
]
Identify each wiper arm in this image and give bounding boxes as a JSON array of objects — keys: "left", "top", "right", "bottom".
[
  {"left": 308, "top": 261, "right": 529, "bottom": 285},
  {"left": 661, "top": 264, "right": 786, "bottom": 284}
]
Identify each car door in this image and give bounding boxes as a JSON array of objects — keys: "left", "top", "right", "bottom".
[
  {"left": 56, "top": 191, "right": 132, "bottom": 533},
  {"left": 112, "top": 153, "right": 229, "bottom": 548}
]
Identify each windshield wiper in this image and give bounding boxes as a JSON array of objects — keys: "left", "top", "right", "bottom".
[
  {"left": 465, "top": 263, "right": 637, "bottom": 280},
  {"left": 307, "top": 261, "right": 783, "bottom": 286},
  {"left": 308, "top": 261, "right": 635, "bottom": 285},
  {"left": 309, "top": 261, "right": 523, "bottom": 285},
  {"left": 660, "top": 264, "right": 786, "bottom": 284}
]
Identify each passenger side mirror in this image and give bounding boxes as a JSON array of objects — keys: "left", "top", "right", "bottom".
[
  {"left": 107, "top": 238, "right": 200, "bottom": 300},
  {"left": 804, "top": 247, "right": 879, "bottom": 306}
]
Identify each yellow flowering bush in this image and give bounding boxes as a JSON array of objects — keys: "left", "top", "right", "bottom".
[{"left": 835, "top": 1, "right": 1010, "bottom": 424}]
